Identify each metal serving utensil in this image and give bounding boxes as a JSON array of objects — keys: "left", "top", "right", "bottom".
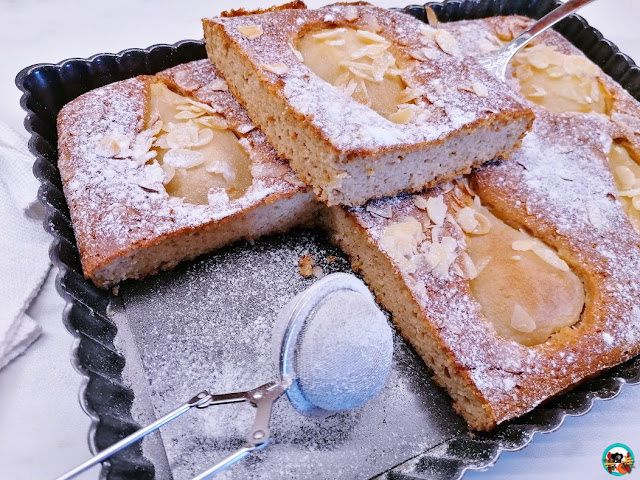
[
  {"left": 477, "top": 0, "right": 600, "bottom": 82},
  {"left": 55, "top": 273, "right": 393, "bottom": 480}
]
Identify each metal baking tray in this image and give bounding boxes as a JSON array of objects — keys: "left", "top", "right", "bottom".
[{"left": 16, "top": 1, "right": 640, "bottom": 478}]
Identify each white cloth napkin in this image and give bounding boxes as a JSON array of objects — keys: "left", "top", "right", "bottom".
[{"left": 0, "top": 122, "right": 51, "bottom": 370}]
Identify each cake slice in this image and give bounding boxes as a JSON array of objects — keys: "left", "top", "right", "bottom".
[
  {"left": 202, "top": 2, "right": 534, "bottom": 206},
  {"left": 57, "top": 59, "right": 319, "bottom": 288}
]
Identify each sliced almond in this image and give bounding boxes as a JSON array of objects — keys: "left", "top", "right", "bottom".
[
  {"left": 355, "top": 30, "right": 387, "bottom": 44},
  {"left": 289, "top": 43, "right": 304, "bottom": 62},
  {"left": 263, "top": 63, "right": 288, "bottom": 75},
  {"left": 424, "top": 6, "right": 439, "bottom": 27},
  {"left": 615, "top": 165, "right": 636, "bottom": 191},
  {"left": 472, "top": 82, "right": 489, "bottom": 98},
  {"left": 163, "top": 148, "right": 205, "bottom": 169},
  {"left": 207, "top": 78, "right": 229, "bottom": 92},
  {"left": 389, "top": 107, "right": 414, "bottom": 124},
  {"left": 434, "top": 30, "right": 458, "bottom": 56},
  {"left": 511, "top": 239, "right": 536, "bottom": 252},
  {"left": 236, "top": 124, "right": 255, "bottom": 134},
  {"left": 532, "top": 245, "right": 570, "bottom": 272},
  {"left": 426, "top": 195, "right": 447, "bottom": 226},
  {"left": 365, "top": 203, "right": 393, "bottom": 219},
  {"left": 237, "top": 24, "right": 263, "bottom": 39},
  {"left": 312, "top": 28, "right": 347, "bottom": 40},
  {"left": 456, "top": 207, "right": 479, "bottom": 233},
  {"left": 511, "top": 303, "right": 537, "bottom": 333},
  {"left": 413, "top": 196, "right": 429, "bottom": 211}
]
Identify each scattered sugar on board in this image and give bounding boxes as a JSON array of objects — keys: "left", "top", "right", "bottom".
[{"left": 120, "top": 230, "right": 465, "bottom": 479}]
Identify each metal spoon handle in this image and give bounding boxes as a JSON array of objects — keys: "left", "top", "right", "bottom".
[
  {"left": 479, "top": 0, "right": 599, "bottom": 80},
  {"left": 518, "top": 0, "right": 597, "bottom": 45}
]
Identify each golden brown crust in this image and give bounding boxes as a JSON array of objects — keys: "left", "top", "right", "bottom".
[{"left": 220, "top": 0, "right": 307, "bottom": 18}]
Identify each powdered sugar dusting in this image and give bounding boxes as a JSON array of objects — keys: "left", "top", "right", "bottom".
[{"left": 121, "top": 231, "right": 464, "bottom": 479}]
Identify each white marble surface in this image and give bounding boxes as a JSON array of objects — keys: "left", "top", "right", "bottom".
[{"left": 0, "top": 1, "right": 638, "bottom": 479}]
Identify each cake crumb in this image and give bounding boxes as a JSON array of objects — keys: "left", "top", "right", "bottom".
[{"left": 298, "top": 254, "right": 315, "bottom": 278}]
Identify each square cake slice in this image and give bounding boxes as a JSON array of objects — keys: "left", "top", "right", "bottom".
[
  {"left": 202, "top": 2, "right": 534, "bottom": 206},
  {"left": 57, "top": 59, "right": 319, "bottom": 288}
]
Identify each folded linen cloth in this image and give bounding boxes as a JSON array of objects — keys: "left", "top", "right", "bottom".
[{"left": 0, "top": 122, "right": 51, "bottom": 370}]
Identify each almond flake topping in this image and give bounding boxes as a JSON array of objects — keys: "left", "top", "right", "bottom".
[
  {"left": 511, "top": 303, "right": 537, "bottom": 333},
  {"left": 263, "top": 63, "right": 288, "bottom": 75},
  {"left": 512, "top": 239, "right": 570, "bottom": 271},
  {"left": 434, "top": 30, "right": 458, "bottom": 56},
  {"left": 379, "top": 218, "right": 425, "bottom": 274},
  {"left": 472, "top": 82, "right": 489, "bottom": 98},
  {"left": 207, "top": 79, "right": 229, "bottom": 92},
  {"left": 425, "top": 195, "right": 447, "bottom": 226},
  {"left": 366, "top": 204, "right": 393, "bottom": 219},
  {"left": 237, "top": 24, "right": 263, "bottom": 39}
]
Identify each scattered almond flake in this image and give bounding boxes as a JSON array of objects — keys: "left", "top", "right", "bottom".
[
  {"left": 96, "top": 134, "right": 130, "bottom": 157},
  {"left": 475, "top": 256, "right": 491, "bottom": 274},
  {"left": 298, "top": 254, "right": 315, "bottom": 278},
  {"left": 186, "top": 98, "right": 219, "bottom": 116},
  {"left": 351, "top": 43, "right": 389, "bottom": 60},
  {"left": 440, "top": 181, "right": 454, "bottom": 194},
  {"left": 197, "top": 115, "right": 228, "bottom": 130},
  {"left": 511, "top": 255, "right": 522, "bottom": 261},
  {"left": 343, "top": 79, "right": 359, "bottom": 97},
  {"left": 586, "top": 200, "right": 603, "bottom": 228},
  {"left": 206, "top": 160, "right": 236, "bottom": 183},
  {"left": 161, "top": 163, "right": 175, "bottom": 184},
  {"left": 434, "top": 30, "right": 458, "bottom": 56},
  {"left": 237, "top": 24, "right": 263, "bottom": 39},
  {"left": 312, "top": 28, "right": 346, "bottom": 40},
  {"left": 425, "top": 236, "right": 458, "bottom": 278},
  {"left": 365, "top": 203, "right": 393, "bottom": 219},
  {"left": 511, "top": 304, "right": 537, "bottom": 333},
  {"left": 289, "top": 43, "right": 304, "bottom": 62},
  {"left": 389, "top": 107, "right": 414, "bottom": 124},
  {"left": 430, "top": 225, "right": 443, "bottom": 243},
  {"left": 312, "top": 265, "right": 325, "bottom": 278},
  {"left": 379, "top": 218, "right": 425, "bottom": 274},
  {"left": 472, "top": 211, "right": 491, "bottom": 235},
  {"left": 452, "top": 264, "right": 464, "bottom": 278},
  {"left": 456, "top": 207, "right": 479, "bottom": 233},
  {"left": 173, "top": 70, "right": 200, "bottom": 91},
  {"left": 162, "top": 148, "right": 205, "bottom": 169},
  {"left": 398, "top": 87, "right": 424, "bottom": 103},
  {"left": 426, "top": 195, "right": 447, "bottom": 226},
  {"left": 206, "top": 78, "right": 228, "bottom": 92},
  {"left": 175, "top": 110, "right": 204, "bottom": 120},
  {"left": 459, "top": 251, "right": 478, "bottom": 280},
  {"left": 615, "top": 165, "right": 635, "bottom": 190},
  {"left": 355, "top": 30, "right": 387, "bottom": 44},
  {"left": 111, "top": 285, "right": 120, "bottom": 296},
  {"left": 532, "top": 245, "right": 570, "bottom": 272},
  {"left": 408, "top": 49, "right": 427, "bottom": 62},
  {"left": 618, "top": 188, "right": 640, "bottom": 197},
  {"left": 527, "top": 84, "right": 547, "bottom": 98},
  {"left": 325, "top": 39, "right": 346, "bottom": 47},
  {"left": 633, "top": 196, "right": 640, "bottom": 211},
  {"left": 472, "top": 82, "right": 489, "bottom": 98},
  {"left": 419, "top": 25, "right": 436, "bottom": 39},
  {"left": 343, "top": 5, "right": 358, "bottom": 21},
  {"left": 424, "top": 6, "right": 439, "bottom": 27},
  {"left": 413, "top": 196, "right": 429, "bottom": 211},
  {"left": 421, "top": 47, "right": 439, "bottom": 60},
  {"left": 263, "top": 63, "right": 288, "bottom": 75},
  {"left": 236, "top": 124, "right": 255, "bottom": 134},
  {"left": 511, "top": 239, "right": 536, "bottom": 251}
]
